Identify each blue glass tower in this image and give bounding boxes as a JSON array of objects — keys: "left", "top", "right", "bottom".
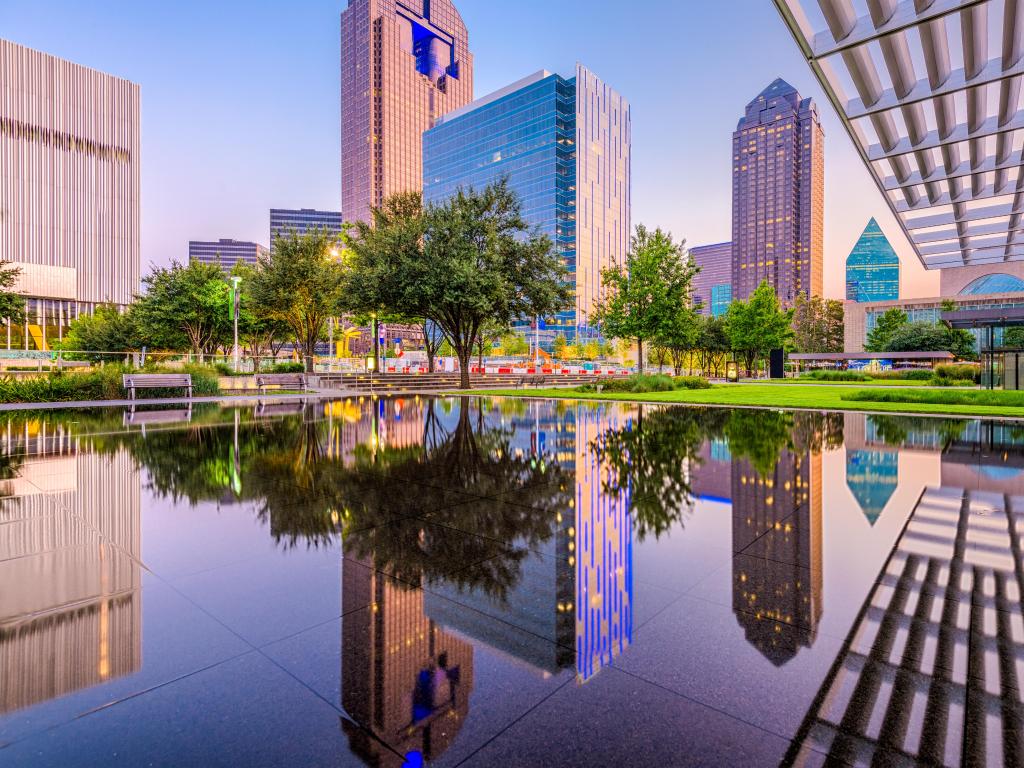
[
  {"left": 423, "top": 66, "right": 630, "bottom": 345},
  {"left": 845, "top": 218, "right": 899, "bottom": 302}
]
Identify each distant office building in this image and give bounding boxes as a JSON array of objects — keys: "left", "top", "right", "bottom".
[
  {"left": 424, "top": 66, "right": 630, "bottom": 343},
  {"left": 188, "top": 239, "right": 267, "bottom": 269},
  {"left": 340, "top": 0, "right": 473, "bottom": 224},
  {"left": 690, "top": 242, "right": 732, "bottom": 316},
  {"left": 0, "top": 39, "right": 140, "bottom": 350},
  {"left": 269, "top": 208, "right": 343, "bottom": 243},
  {"left": 845, "top": 218, "right": 899, "bottom": 303},
  {"left": 732, "top": 79, "right": 824, "bottom": 306}
]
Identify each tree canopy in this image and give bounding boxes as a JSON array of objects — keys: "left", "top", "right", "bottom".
[
  {"left": 791, "top": 293, "right": 844, "bottom": 353},
  {"left": 346, "top": 180, "right": 570, "bottom": 388},
  {"left": 248, "top": 227, "right": 347, "bottom": 372},
  {"left": 133, "top": 259, "right": 231, "bottom": 355},
  {"left": 725, "top": 280, "right": 792, "bottom": 375},
  {"left": 592, "top": 225, "right": 698, "bottom": 373},
  {"left": 0, "top": 262, "right": 25, "bottom": 327}
]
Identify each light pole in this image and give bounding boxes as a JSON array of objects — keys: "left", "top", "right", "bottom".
[{"left": 230, "top": 276, "right": 241, "bottom": 372}]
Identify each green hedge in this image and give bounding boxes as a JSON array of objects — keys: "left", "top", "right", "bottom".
[
  {"left": 933, "top": 363, "right": 980, "bottom": 384},
  {"left": 840, "top": 388, "right": 1024, "bottom": 407},
  {"left": 0, "top": 364, "right": 219, "bottom": 403},
  {"left": 867, "top": 369, "right": 934, "bottom": 381},
  {"left": 801, "top": 370, "right": 871, "bottom": 382},
  {"left": 577, "top": 374, "right": 711, "bottom": 394}
]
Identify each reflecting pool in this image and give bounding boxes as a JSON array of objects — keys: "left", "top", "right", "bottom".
[{"left": 0, "top": 397, "right": 1022, "bottom": 766}]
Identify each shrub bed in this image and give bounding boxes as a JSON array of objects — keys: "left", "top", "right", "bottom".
[
  {"left": 576, "top": 374, "right": 711, "bottom": 394},
  {"left": 0, "top": 363, "right": 220, "bottom": 403},
  {"left": 840, "top": 388, "right": 1024, "bottom": 408},
  {"left": 801, "top": 370, "right": 871, "bottom": 382}
]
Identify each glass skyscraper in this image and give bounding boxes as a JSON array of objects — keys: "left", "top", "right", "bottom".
[
  {"left": 732, "top": 79, "right": 824, "bottom": 306},
  {"left": 423, "top": 66, "right": 630, "bottom": 343},
  {"left": 189, "top": 239, "right": 268, "bottom": 269},
  {"left": 689, "top": 242, "right": 732, "bottom": 316},
  {"left": 340, "top": 0, "right": 473, "bottom": 223},
  {"left": 845, "top": 218, "right": 899, "bottom": 303},
  {"left": 269, "top": 208, "right": 343, "bottom": 244}
]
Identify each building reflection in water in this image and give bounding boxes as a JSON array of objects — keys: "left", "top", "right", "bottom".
[
  {"left": 787, "top": 420, "right": 1024, "bottom": 767},
  {"left": 339, "top": 399, "right": 636, "bottom": 765},
  {"left": 731, "top": 441, "right": 823, "bottom": 665},
  {"left": 843, "top": 413, "right": 899, "bottom": 526},
  {"left": 575, "top": 406, "right": 633, "bottom": 681},
  {"left": 0, "top": 420, "right": 141, "bottom": 714}
]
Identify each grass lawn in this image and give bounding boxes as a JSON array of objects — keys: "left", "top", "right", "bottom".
[
  {"left": 753, "top": 378, "right": 939, "bottom": 387},
  {"left": 462, "top": 383, "right": 1024, "bottom": 419}
]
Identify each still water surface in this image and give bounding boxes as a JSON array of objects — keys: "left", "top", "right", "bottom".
[{"left": 0, "top": 397, "right": 1022, "bottom": 767}]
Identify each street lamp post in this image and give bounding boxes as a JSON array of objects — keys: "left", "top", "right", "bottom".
[{"left": 230, "top": 276, "right": 241, "bottom": 373}]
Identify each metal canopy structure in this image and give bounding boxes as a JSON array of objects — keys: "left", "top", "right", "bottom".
[{"left": 773, "top": 0, "right": 1024, "bottom": 269}]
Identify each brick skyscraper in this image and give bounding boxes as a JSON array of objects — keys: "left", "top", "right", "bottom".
[
  {"left": 731, "top": 79, "right": 823, "bottom": 305},
  {"left": 340, "top": 0, "right": 473, "bottom": 223}
]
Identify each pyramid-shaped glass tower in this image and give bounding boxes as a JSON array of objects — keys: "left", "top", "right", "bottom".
[{"left": 845, "top": 218, "right": 899, "bottom": 303}]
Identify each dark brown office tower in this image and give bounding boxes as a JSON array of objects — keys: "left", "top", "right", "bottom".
[
  {"left": 340, "top": 0, "right": 473, "bottom": 224},
  {"left": 731, "top": 79, "right": 824, "bottom": 305},
  {"left": 730, "top": 446, "right": 822, "bottom": 665}
]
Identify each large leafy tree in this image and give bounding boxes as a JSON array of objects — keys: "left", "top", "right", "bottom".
[
  {"left": 791, "top": 293, "right": 844, "bottom": 353},
  {"left": 346, "top": 181, "right": 570, "bottom": 388},
  {"left": 593, "top": 225, "right": 697, "bottom": 374},
  {"left": 249, "top": 227, "right": 347, "bottom": 373},
  {"left": 725, "top": 280, "right": 792, "bottom": 376},
  {"left": 865, "top": 307, "right": 908, "bottom": 352},
  {"left": 0, "top": 262, "right": 25, "bottom": 327},
  {"left": 231, "top": 263, "right": 291, "bottom": 364},
  {"left": 885, "top": 320, "right": 977, "bottom": 359},
  {"left": 134, "top": 260, "right": 231, "bottom": 356},
  {"left": 60, "top": 304, "right": 140, "bottom": 361}
]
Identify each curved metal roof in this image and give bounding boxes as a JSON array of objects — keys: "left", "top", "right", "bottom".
[{"left": 773, "top": 0, "right": 1024, "bottom": 269}]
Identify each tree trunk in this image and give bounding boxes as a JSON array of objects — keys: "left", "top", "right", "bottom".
[
  {"left": 457, "top": 346, "right": 471, "bottom": 390},
  {"left": 636, "top": 338, "right": 644, "bottom": 374},
  {"left": 304, "top": 339, "right": 315, "bottom": 373},
  {"left": 427, "top": 347, "right": 435, "bottom": 373}
]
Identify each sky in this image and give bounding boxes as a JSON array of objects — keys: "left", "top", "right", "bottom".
[{"left": 1, "top": 0, "right": 940, "bottom": 299}]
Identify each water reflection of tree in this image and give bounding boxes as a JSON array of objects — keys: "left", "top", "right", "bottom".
[
  {"left": 726, "top": 410, "right": 843, "bottom": 476},
  {"left": 867, "top": 414, "right": 967, "bottom": 448},
  {"left": 343, "top": 399, "right": 569, "bottom": 601},
  {"left": 593, "top": 405, "right": 728, "bottom": 541}
]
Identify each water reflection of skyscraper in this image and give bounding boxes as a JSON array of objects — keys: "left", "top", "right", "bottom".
[
  {"left": 0, "top": 425, "right": 141, "bottom": 714},
  {"left": 341, "top": 560, "right": 473, "bottom": 768},
  {"left": 339, "top": 401, "right": 637, "bottom": 766},
  {"left": 730, "top": 447, "right": 823, "bottom": 665}
]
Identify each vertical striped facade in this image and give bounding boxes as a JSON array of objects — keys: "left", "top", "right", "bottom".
[
  {"left": 0, "top": 39, "right": 140, "bottom": 348},
  {"left": 574, "top": 64, "right": 631, "bottom": 334}
]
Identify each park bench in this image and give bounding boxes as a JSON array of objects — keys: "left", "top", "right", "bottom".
[
  {"left": 122, "top": 373, "right": 193, "bottom": 401},
  {"left": 515, "top": 375, "right": 547, "bottom": 389},
  {"left": 255, "top": 372, "right": 307, "bottom": 394},
  {"left": 254, "top": 399, "right": 307, "bottom": 418},
  {"left": 123, "top": 405, "right": 193, "bottom": 428}
]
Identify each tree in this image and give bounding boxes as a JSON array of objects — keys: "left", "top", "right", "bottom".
[
  {"left": 657, "top": 301, "right": 700, "bottom": 375},
  {"left": 726, "top": 281, "right": 791, "bottom": 376},
  {"left": 1003, "top": 327, "right": 1024, "bottom": 349},
  {"left": 346, "top": 181, "right": 569, "bottom": 389},
  {"left": 791, "top": 293, "right": 844, "bottom": 353},
  {"left": 0, "top": 262, "right": 25, "bottom": 327},
  {"left": 694, "top": 314, "right": 730, "bottom": 377},
  {"left": 552, "top": 333, "right": 568, "bottom": 360},
  {"left": 500, "top": 332, "right": 529, "bottom": 357},
  {"left": 60, "top": 305, "right": 139, "bottom": 361},
  {"left": 249, "top": 227, "right": 347, "bottom": 373},
  {"left": 232, "top": 263, "right": 290, "bottom": 364},
  {"left": 865, "top": 307, "right": 907, "bottom": 352},
  {"left": 885, "top": 320, "right": 977, "bottom": 360},
  {"left": 593, "top": 225, "right": 697, "bottom": 374},
  {"left": 133, "top": 260, "right": 231, "bottom": 356}
]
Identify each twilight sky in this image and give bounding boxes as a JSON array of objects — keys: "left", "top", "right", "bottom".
[{"left": 1, "top": 0, "right": 940, "bottom": 298}]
